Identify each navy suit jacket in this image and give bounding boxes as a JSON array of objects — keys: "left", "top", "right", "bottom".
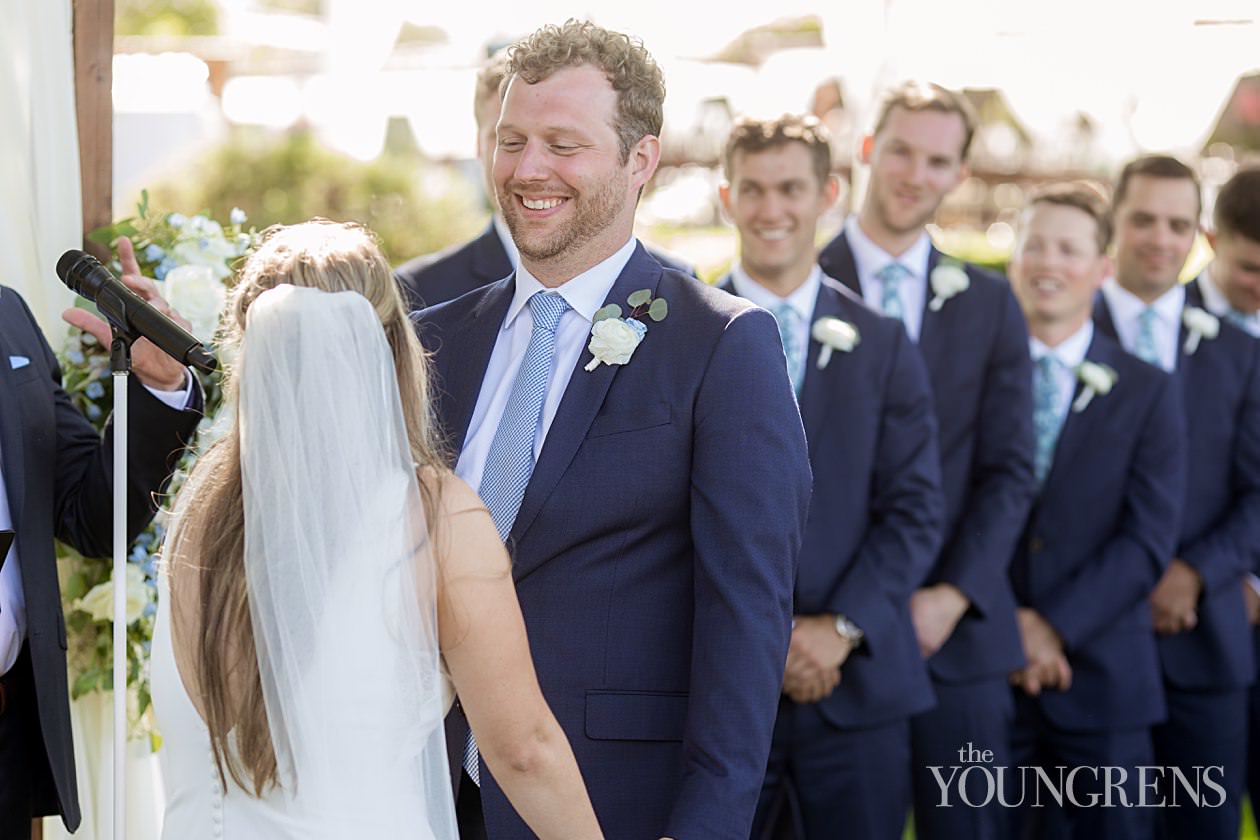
[
  {"left": 818, "top": 231, "right": 1037, "bottom": 682},
  {"left": 1095, "top": 281, "right": 1260, "bottom": 690},
  {"left": 1010, "top": 331, "right": 1185, "bottom": 732},
  {"left": 719, "top": 274, "right": 944, "bottom": 726},
  {"left": 416, "top": 246, "right": 811, "bottom": 840},
  {"left": 396, "top": 221, "right": 698, "bottom": 311},
  {"left": 0, "top": 286, "right": 200, "bottom": 830}
]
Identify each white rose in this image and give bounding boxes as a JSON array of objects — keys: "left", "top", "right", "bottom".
[
  {"left": 928, "top": 263, "right": 970, "bottom": 311},
  {"left": 1072, "top": 361, "right": 1118, "bottom": 412},
  {"left": 584, "top": 318, "right": 646, "bottom": 371},
  {"left": 163, "top": 264, "right": 226, "bottom": 342},
  {"left": 75, "top": 564, "right": 150, "bottom": 625},
  {"left": 1182, "top": 306, "right": 1220, "bottom": 355},
  {"left": 811, "top": 317, "right": 860, "bottom": 369},
  {"left": 171, "top": 235, "right": 240, "bottom": 282}
]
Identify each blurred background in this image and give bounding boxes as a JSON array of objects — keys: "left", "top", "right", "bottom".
[{"left": 105, "top": 0, "right": 1260, "bottom": 276}]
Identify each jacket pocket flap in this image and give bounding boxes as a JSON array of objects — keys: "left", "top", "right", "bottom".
[
  {"left": 584, "top": 690, "right": 687, "bottom": 741},
  {"left": 586, "top": 402, "right": 672, "bottom": 439}
]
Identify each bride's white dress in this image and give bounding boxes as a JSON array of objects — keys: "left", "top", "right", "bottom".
[
  {"left": 151, "top": 574, "right": 456, "bottom": 840},
  {"left": 150, "top": 285, "right": 459, "bottom": 839}
]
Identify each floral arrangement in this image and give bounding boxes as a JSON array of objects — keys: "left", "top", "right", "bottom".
[{"left": 56, "top": 193, "right": 255, "bottom": 743}]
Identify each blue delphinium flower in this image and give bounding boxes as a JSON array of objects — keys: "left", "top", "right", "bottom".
[
  {"left": 154, "top": 257, "right": 176, "bottom": 281},
  {"left": 66, "top": 349, "right": 85, "bottom": 365},
  {"left": 86, "top": 403, "right": 102, "bottom": 420},
  {"left": 85, "top": 381, "right": 105, "bottom": 399},
  {"left": 144, "top": 244, "right": 165, "bottom": 263},
  {"left": 230, "top": 207, "right": 246, "bottom": 225},
  {"left": 167, "top": 213, "right": 186, "bottom": 229}
]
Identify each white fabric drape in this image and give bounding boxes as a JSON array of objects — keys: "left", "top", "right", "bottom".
[{"left": 0, "top": 0, "right": 81, "bottom": 337}]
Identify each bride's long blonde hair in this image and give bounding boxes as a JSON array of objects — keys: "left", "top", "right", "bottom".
[{"left": 168, "top": 220, "right": 447, "bottom": 795}]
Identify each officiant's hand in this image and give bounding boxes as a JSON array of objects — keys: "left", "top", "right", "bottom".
[{"left": 62, "top": 236, "right": 192, "bottom": 392}]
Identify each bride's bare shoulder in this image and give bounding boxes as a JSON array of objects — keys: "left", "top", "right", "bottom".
[{"left": 417, "top": 466, "right": 506, "bottom": 576}]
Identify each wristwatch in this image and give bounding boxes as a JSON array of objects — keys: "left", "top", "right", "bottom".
[{"left": 833, "top": 614, "right": 864, "bottom": 647}]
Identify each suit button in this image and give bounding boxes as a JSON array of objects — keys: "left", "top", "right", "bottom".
[{"left": 1029, "top": 536, "right": 1044, "bottom": 553}]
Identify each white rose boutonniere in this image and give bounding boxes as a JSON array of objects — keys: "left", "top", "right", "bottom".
[
  {"left": 585, "top": 288, "right": 668, "bottom": 371},
  {"left": 811, "top": 317, "right": 860, "bottom": 370},
  {"left": 1073, "top": 361, "right": 1118, "bottom": 413},
  {"left": 928, "top": 260, "right": 970, "bottom": 312},
  {"left": 1181, "top": 306, "right": 1220, "bottom": 356}
]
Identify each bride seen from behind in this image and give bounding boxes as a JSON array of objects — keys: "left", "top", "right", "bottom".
[{"left": 151, "top": 219, "right": 603, "bottom": 839}]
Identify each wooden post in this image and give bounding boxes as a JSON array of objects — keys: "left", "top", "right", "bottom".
[{"left": 73, "top": 0, "right": 115, "bottom": 259}]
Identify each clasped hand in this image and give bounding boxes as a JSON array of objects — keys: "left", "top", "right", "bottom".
[{"left": 782, "top": 615, "right": 853, "bottom": 704}]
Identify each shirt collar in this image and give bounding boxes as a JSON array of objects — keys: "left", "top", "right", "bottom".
[
  {"left": 503, "top": 236, "right": 638, "bottom": 330},
  {"left": 1196, "top": 265, "right": 1232, "bottom": 318},
  {"left": 1030, "top": 319, "right": 1094, "bottom": 369},
  {"left": 728, "top": 263, "right": 822, "bottom": 322},
  {"left": 1102, "top": 277, "right": 1186, "bottom": 328},
  {"left": 844, "top": 214, "right": 933, "bottom": 280},
  {"left": 492, "top": 213, "right": 519, "bottom": 270}
]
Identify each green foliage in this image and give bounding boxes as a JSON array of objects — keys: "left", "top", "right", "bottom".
[
  {"left": 116, "top": 0, "right": 219, "bottom": 37},
  {"left": 594, "top": 304, "right": 622, "bottom": 323},
  {"left": 141, "top": 129, "right": 487, "bottom": 267}
]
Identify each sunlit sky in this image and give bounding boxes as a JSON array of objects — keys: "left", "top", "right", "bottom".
[{"left": 113, "top": 0, "right": 1259, "bottom": 210}]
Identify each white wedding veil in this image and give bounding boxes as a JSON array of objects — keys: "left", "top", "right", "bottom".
[{"left": 237, "top": 284, "right": 455, "bottom": 838}]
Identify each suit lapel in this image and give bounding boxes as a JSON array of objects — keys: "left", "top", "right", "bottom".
[
  {"left": 1041, "top": 335, "right": 1108, "bottom": 488},
  {"left": 1092, "top": 294, "right": 1120, "bottom": 342},
  {"left": 825, "top": 231, "right": 863, "bottom": 298},
  {"left": 509, "top": 246, "right": 664, "bottom": 551},
  {"left": 0, "top": 308, "right": 27, "bottom": 526},
  {"left": 797, "top": 281, "right": 844, "bottom": 445},
  {"left": 917, "top": 247, "right": 946, "bottom": 362},
  {"left": 441, "top": 279, "right": 515, "bottom": 451}
]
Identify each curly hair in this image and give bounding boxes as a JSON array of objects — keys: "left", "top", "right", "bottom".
[
  {"left": 506, "top": 19, "right": 665, "bottom": 163},
  {"left": 723, "top": 114, "right": 833, "bottom": 186}
]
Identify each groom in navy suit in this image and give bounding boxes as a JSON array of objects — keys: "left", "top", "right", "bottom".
[
  {"left": 394, "top": 50, "right": 694, "bottom": 311},
  {"left": 415, "top": 22, "right": 811, "bottom": 840},
  {"left": 715, "top": 114, "right": 944, "bottom": 839},
  {"left": 817, "top": 81, "right": 1037, "bottom": 839},
  {"left": 1007, "top": 183, "right": 1185, "bottom": 839},
  {"left": 1093, "top": 156, "right": 1260, "bottom": 839}
]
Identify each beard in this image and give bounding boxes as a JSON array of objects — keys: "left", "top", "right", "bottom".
[
  {"left": 499, "top": 169, "right": 628, "bottom": 263},
  {"left": 869, "top": 183, "right": 941, "bottom": 236}
]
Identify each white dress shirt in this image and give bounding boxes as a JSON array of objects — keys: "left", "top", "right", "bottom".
[
  {"left": 728, "top": 263, "right": 821, "bottom": 374},
  {"left": 844, "top": 215, "right": 932, "bottom": 342},
  {"left": 1101, "top": 278, "right": 1186, "bottom": 373},
  {"left": 1030, "top": 320, "right": 1095, "bottom": 424},
  {"left": 455, "top": 237, "right": 637, "bottom": 493},
  {"left": 1199, "top": 266, "right": 1260, "bottom": 338},
  {"left": 0, "top": 373, "right": 194, "bottom": 676}
]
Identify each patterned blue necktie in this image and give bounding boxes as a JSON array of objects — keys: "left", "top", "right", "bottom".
[
  {"left": 1133, "top": 306, "right": 1161, "bottom": 367},
  {"left": 464, "top": 290, "right": 569, "bottom": 785},
  {"left": 773, "top": 303, "right": 805, "bottom": 394},
  {"left": 1033, "top": 354, "right": 1065, "bottom": 484},
  {"left": 876, "top": 262, "right": 910, "bottom": 320}
]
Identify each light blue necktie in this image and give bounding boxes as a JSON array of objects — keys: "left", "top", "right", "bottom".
[
  {"left": 876, "top": 262, "right": 910, "bottom": 320},
  {"left": 773, "top": 303, "right": 805, "bottom": 394},
  {"left": 1133, "top": 306, "right": 1161, "bottom": 366},
  {"left": 1226, "top": 308, "right": 1253, "bottom": 333},
  {"left": 1033, "top": 355, "right": 1065, "bottom": 484},
  {"left": 464, "top": 290, "right": 569, "bottom": 785}
]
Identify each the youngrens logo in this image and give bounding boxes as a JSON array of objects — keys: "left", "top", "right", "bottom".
[{"left": 929, "top": 743, "right": 1227, "bottom": 809}]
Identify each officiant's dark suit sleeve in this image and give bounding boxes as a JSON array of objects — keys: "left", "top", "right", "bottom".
[{"left": 0, "top": 285, "right": 201, "bottom": 832}]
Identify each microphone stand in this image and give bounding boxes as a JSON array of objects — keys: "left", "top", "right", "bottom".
[{"left": 109, "top": 326, "right": 132, "bottom": 840}]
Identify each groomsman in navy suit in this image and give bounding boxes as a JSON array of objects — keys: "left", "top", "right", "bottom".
[
  {"left": 1007, "top": 182, "right": 1185, "bottom": 839},
  {"left": 715, "top": 115, "right": 944, "bottom": 839},
  {"left": 1183, "top": 166, "right": 1260, "bottom": 815},
  {"left": 395, "top": 51, "right": 693, "bottom": 311},
  {"left": 415, "top": 22, "right": 811, "bottom": 840},
  {"left": 1093, "top": 155, "right": 1260, "bottom": 839},
  {"left": 817, "top": 81, "right": 1037, "bottom": 839}
]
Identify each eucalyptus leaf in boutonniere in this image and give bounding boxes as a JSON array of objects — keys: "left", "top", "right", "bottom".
[
  {"left": 928, "top": 259, "right": 970, "bottom": 312},
  {"left": 811, "top": 316, "right": 860, "bottom": 370},
  {"left": 585, "top": 288, "right": 668, "bottom": 371},
  {"left": 1072, "top": 360, "right": 1118, "bottom": 413},
  {"left": 1181, "top": 306, "right": 1220, "bottom": 356}
]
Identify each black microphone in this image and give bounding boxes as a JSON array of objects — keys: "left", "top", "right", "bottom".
[{"left": 56, "top": 250, "right": 218, "bottom": 373}]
